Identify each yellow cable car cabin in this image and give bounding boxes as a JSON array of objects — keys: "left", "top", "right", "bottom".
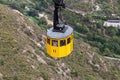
[
  {"left": 46, "top": 0, "right": 73, "bottom": 58},
  {"left": 46, "top": 25, "right": 73, "bottom": 58}
]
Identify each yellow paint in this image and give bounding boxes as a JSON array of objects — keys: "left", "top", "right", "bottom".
[{"left": 46, "top": 33, "right": 73, "bottom": 58}]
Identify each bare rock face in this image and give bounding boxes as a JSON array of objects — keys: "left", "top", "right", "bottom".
[{"left": 0, "top": 73, "right": 3, "bottom": 79}]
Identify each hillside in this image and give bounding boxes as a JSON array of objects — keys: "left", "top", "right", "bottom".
[
  {"left": 0, "top": 0, "right": 120, "bottom": 58},
  {"left": 0, "top": 4, "right": 120, "bottom": 80}
]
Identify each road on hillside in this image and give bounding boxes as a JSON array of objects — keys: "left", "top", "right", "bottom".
[{"left": 104, "top": 56, "right": 120, "bottom": 61}]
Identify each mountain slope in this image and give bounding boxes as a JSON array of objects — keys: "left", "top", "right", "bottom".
[
  {"left": 0, "top": 4, "right": 48, "bottom": 80},
  {"left": 0, "top": 0, "right": 120, "bottom": 58},
  {"left": 0, "top": 4, "right": 120, "bottom": 80}
]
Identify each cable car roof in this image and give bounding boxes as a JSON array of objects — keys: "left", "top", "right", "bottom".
[{"left": 47, "top": 25, "right": 73, "bottom": 39}]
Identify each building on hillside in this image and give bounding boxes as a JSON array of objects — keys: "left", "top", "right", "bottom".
[{"left": 103, "top": 20, "right": 120, "bottom": 28}]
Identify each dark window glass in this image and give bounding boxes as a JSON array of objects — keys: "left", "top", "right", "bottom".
[
  {"left": 67, "top": 38, "right": 71, "bottom": 44},
  {"left": 47, "top": 38, "right": 50, "bottom": 44},
  {"left": 60, "top": 40, "right": 66, "bottom": 46},
  {"left": 52, "top": 40, "right": 58, "bottom": 47}
]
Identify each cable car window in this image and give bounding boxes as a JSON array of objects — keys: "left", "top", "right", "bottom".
[
  {"left": 47, "top": 38, "right": 50, "bottom": 44},
  {"left": 52, "top": 40, "right": 58, "bottom": 47},
  {"left": 67, "top": 38, "right": 71, "bottom": 44},
  {"left": 60, "top": 40, "right": 66, "bottom": 46}
]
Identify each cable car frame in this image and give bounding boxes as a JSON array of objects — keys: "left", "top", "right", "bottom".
[{"left": 46, "top": 0, "right": 73, "bottom": 58}]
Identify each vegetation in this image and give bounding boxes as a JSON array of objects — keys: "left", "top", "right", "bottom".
[
  {"left": 0, "top": 0, "right": 119, "bottom": 58},
  {"left": 0, "top": 1, "right": 120, "bottom": 80},
  {"left": 63, "top": 9, "right": 120, "bottom": 57}
]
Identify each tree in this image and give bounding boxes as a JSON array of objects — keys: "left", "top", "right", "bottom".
[
  {"left": 27, "top": 9, "right": 39, "bottom": 17},
  {"left": 106, "top": 27, "right": 118, "bottom": 36},
  {"left": 104, "top": 48, "right": 112, "bottom": 56},
  {"left": 38, "top": 17, "right": 47, "bottom": 25}
]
